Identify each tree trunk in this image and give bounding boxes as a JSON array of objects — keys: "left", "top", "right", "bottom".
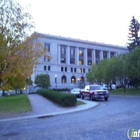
[{"left": 123, "top": 85, "right": 126, "bottom": 93}]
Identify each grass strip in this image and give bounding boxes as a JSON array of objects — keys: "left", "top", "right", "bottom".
[
  {"left": 76, "top": 100, "right": 86, "bottom": 106},
  {"left": 0, "top": 94, "right": 32, "bottom": 117},
  {"left": 109, "top": 88, "right": 140, "bottom": 96}
]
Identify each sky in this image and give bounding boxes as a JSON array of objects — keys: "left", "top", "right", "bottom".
[{"left": 16, "top": 0, "right": 140, "bottom": 46}]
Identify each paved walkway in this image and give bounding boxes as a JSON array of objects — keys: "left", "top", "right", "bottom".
[{"left": 0, "top": 94, "right": 98, "bottom": 122}]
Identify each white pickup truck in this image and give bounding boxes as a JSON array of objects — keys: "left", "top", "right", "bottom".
[{"left": 80, "top": 85, "right": 109, "bottom": 101}]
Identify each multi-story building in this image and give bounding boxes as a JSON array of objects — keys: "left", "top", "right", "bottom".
[{"left": 31, "top": 32, "right": 128, "bottom": 90}]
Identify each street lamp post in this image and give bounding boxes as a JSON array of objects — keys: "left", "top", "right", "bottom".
[{"left": 55, "top": 74, "right": 57, "bottom": 91}]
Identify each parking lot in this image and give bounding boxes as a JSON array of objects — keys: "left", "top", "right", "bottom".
[{"left": 0, "top": 95, "right": 140, "bottom": 140}]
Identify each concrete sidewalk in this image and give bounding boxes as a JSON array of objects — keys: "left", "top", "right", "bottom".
[{"left": 0, "top": 94, "right": 99, "bottom": 122}]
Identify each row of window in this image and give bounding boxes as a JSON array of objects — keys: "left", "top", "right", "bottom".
[
  {"left": 44, "top": 43, "right": 116, "bottom": 57},
  {"left": 44, "top": 66, "right": 51, "bottom": 71},
  {"left": 59, "top": 75, "right": 85, "bottom": 84},
  {"left": 44, "top": 66, "right": 90, "bottom": 73},
  {"left": 60, "top": 45, "right": 116, "bottom": 65},
  {"left": 44, "top": 43, "right": 116, "bottom": 65},
  {"left": 61, "top": 67, "right": 87, "bottom": 73},
  {"left": 61, "top": 67, "right": 76, "bottom": 72}
]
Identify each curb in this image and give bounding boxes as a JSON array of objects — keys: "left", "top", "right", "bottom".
[{"left": 0, "top": 99, "right": 99, "bottom": 123}]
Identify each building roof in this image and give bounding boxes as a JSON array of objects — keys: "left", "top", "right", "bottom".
[{"left": 35, "top": 32, "right": 128, "bottom": 50}]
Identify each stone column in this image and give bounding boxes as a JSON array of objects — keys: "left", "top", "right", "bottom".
[
  {"left": 84, "top": 48, "right": 87, "bottom": 66},
  {"left": 67, "top": 46, "right": 70, "bottom": 64},
  {"left": 57, "top": 44, "right": 60, "bottom": 63},
  {"left": 92, "top": 49, "right": 96, "bottom": 64},
  {"left": 100, "top": 50, "right": 103, "bottom": 60},
  {"left": 107, "top": 51, "right": 110, "bottom": 59},
  {"left": 76, "top": 47, "right": 79, "bottom": 65}
]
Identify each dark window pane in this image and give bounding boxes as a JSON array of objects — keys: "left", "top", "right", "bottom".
[
  {"left": 61, "top": 67, "right": 63, "bottom": 71},
  {"left": 44, "top": 66, "right": 46, "bottom": 70},
  {"left": 48, "top": 66, "right": 50, "bottom": 71}
]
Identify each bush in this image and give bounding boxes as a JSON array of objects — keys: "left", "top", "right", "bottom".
[
  {"left": 52, "top": 88, "right": 70, "bottom": 92},
  {"left": 37, "top": 89, "right": 77, "bottom": 107}
]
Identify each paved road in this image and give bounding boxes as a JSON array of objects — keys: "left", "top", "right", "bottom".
[{"left": 0, "top": 95, "right": 140, "bottom": 140}]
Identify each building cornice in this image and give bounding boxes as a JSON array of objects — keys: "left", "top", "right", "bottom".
[{"left": 34, "top": 32, "right": 128, "bottom": 50}]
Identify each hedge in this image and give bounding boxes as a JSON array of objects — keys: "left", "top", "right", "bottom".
[{"left": 36, "top": 89, "right": 77, "bottom": 107}]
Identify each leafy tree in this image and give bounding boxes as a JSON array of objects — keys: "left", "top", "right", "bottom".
[
  {"left": 26, "top": 78, "right": 33, "bottom": 86},
  {"left": 86, "top": 61, "right": 106, "bottom": 85},
  {"left": 126, "top": 47, "right": 140, "bottom": 89},
  {"left": 1, "top": 74, "right": 28, "bottom": 95},
  {"left": 86, "top": 54, "right": 128, "bottom": 92},
  {"left": 97, "top": 58, "right": 115, "bottom": 87},
  {"left": 86, "top": 65, "right": 96, "bottom": 84},
  {"left": 0, "top": 0, "right": 48, "bottom": 90},
  {"left": 86, "top": 59, "right": 115, "bottom": 87},
  {"left": 111, "top": 54, "right": 128, "bottom": 92},
  {"left": 127, "top": 16, "right": 140, "bottom": 51},
  {"left": 35, "top": 74, "right": 50, "bottom": 89}
]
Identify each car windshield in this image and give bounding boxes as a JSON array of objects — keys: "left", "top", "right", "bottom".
[
  {"left": 90, "top": 85, "right": 102, "bottom": 90},
  {"left": 73, "top": 89, "right": 80, "bottom": 92}
]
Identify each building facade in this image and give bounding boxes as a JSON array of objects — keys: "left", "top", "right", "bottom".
[{"left": 31, "top": 32, "right": 128, "bottom": 90}]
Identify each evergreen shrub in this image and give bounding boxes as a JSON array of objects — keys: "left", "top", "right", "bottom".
[{"left": 37, "top": 89, "right": 77, "bottom": 107}]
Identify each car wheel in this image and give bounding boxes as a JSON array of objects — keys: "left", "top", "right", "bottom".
[
  {"left": 81, "top": 94, "right": 84, "bottom": 99},
  {"left": 104, "top": 97, "right": 108, "bottom": 101},
  {"left": 90, "top": 94, "right": 93, "bottom": 101}
]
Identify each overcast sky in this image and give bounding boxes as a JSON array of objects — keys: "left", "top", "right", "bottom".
[{"left": 16, "top": 0, "right": 140, "bottom": 46}]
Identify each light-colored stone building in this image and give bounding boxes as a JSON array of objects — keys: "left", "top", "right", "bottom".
[{"left": 31, "top": 32, "right": 128, "bottom": 90}]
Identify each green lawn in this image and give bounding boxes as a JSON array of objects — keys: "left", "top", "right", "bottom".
[
  {"left": 109, "top": 88, "right": 140, "bottom": 96},
  {"left": 0, "top": 94, "right": 32, "bottom": 117},
  {"left": 76, "top": 100, "right": 86, "bottom": 106}
]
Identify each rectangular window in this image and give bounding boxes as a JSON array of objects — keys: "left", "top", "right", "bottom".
[
  {"left": 70, "top": 47, "right": 75, "bottom": 64},
  {"left": 79, "top": 60, "right": 84, "bottom": 65},
  {"left": 70, "top": 47, "right": 75, "bottom": 56},
  {"left": 61, "top": 45, "right": 66, "bottom": 55},
  {"left": 70, "top": 58, "right": 75, "bottom": 64},
  {"left": 65, "top": 67, "right": 67, "bottom": 72},
  {"left": 87, "top": 49, "right": 92, "bottom": 57},
  {"left": 71, "top": 68, "right": 73, "bottom": 72},
  {"left": 61, "top": 67, "right": 63, "bottom": 72},
  {"left": 61, "top": 57, "right": 66, "bottom": 63},
  {"left": 79, "top": 48, "right": 84, "bottom": 56},
  {"left": 110, "top": 52, "right": 115, "bottom": 58},
  {"left": 96, "top": 50, "right": 100, "bottom": 58},
  {"left": 88, "top": 60, "right": 92, "bottom": 65},
  {"left": 48, "top": 66, "right": 50, "bottom": 71},
  {"left": 88, "top": 69, "right": 90, "bottom": 72},
  {"left": 44, "top": 43, "right": 50, "bottom": 52},
  {"left": 103, "top": 51, "right": 108, "bottom": 59},
  {"left": 79, "top": 68, "right": 82, "bottom": 73},
  {"left": 62, "top": 48, "right": 64, "bottom": 54},
  {"left": 71, "top": 48, "right": 74, "bottom": 55},
  {"left": 83, "top": 68, "right": 85, "bottom": 73},
  {"left": 95, "top": 50, "right": 100, "bottom": 63},
  {"left": 44, "top": 55, "right": 46, "bottom": 61},
  {"left": 44, "top": 66, "right": 46, "bottom": 70},
  {"left": 74, "top": 68, "right": 76, "bottom": 72},
  {"left": 79, "top": 48, "right": 84, "bottom": 65},
  {"left": 60, "top": 45, "right": 66, "bottom": 63}
]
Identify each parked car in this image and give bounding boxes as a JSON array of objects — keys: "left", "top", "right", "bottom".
[
  {"left": 80, "top": 85, "right": 109, "bottom": 101},
  {"left": 70, "top": 88, "right": 81, "bottom": 97},
  {"left": 102, "top": 84, "right": 116, "bottom": 90}
]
